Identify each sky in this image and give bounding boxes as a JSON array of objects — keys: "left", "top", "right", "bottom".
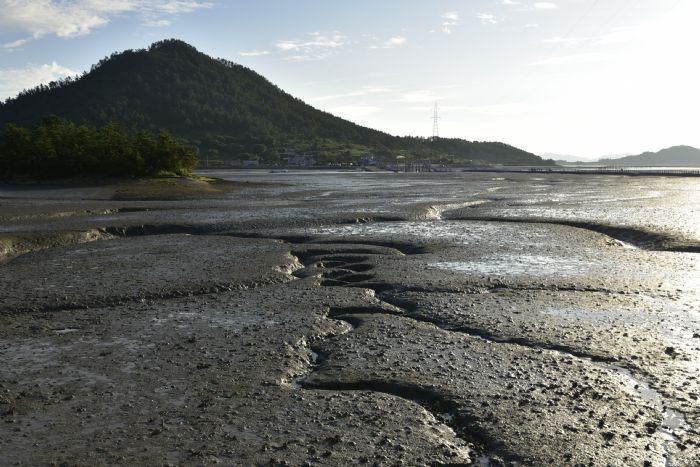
[{"left": 0, "top": 0, "right": 698, "bottom": 159}]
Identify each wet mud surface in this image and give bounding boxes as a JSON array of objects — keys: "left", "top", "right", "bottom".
[{"left": 1, "top": 171, "right": 699, "bottom": 465}]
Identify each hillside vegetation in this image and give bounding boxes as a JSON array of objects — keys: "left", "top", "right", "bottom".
[
  {"left": 0, "top": 116, "right": 197, "bottom": 179},
  {"left": 0, "top": 39, "right": 551, "bottom": 167}
]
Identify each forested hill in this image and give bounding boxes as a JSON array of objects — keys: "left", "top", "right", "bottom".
[{"left": 0, "top": 39, "right": 551, "bottom": 166}]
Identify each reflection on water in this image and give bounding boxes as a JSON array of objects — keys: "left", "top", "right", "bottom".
[
  {"left": 207, "top": 170, "right": 700, "bottom": 241},
  {"left": 308, "top": 221, "right": 553, "bottom": 245},
  {"left": 433, "top": 256, "right": 589, "bottom": 277}
]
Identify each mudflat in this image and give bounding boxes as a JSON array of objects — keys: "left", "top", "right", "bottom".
[{"left": 1, "top": 170, "right": 699, "bottom": 466}]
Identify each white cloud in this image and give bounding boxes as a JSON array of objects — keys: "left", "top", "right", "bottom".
[
  {"left": 451, "top": 103, "right": 531, "bottom": 116},
  {"left": 534, "top": 2, "right": 558, "bottom": 9},
  {"left": 143, "top": 19, "right": 172, "bottom": 27},
  {"left": 441, "top": 11, "right": 460, "bottom": 34},
  {"left": 442, "top": 12, "right": 460, "bottom": 21},
  {"left": 0, "top": 62, "right": 77, "bottom": 100},
  {"left": 239, "top": 50, "right": 271, "bottom": 57},
  {"left": 398, "top": 90, "right": 443, "bottom": 103},
  {"left": 313, "top": 86, "right": 394, "bottom": 102},
  {"left": 276, "top": 32, "right": 347, "bottom": 61},
  {"left": 542, "top": 26, "right": 643, "bottom": 47},
  {"left": 384, "top": 36, "right": 407, "bottom": 47},
  {"left": 328, "top": 105, "right": 383, "bottom": 120},
  {"left": 0, "top": 1, "right": 210, "bottom": 41},
  {"left": 502, "top": 0, "right": 521, "bottom": 4},
  {"left": 148, "top": 1, "right": 210, "bottom": 14},
  {"left": 476, "top": 13, "right": 499, "bottom": 25},
  {"left": 594, "top": 26, "right": 644, "bottom": 46},
  {"left": 371, "top": 36, "right": 407, "bottom": 49},
  {"left": 2, "top": 38, "right": 30, "bottom": 50},
  {"left": 409, "top": 103, "right": 531, "bottom": 117},
  {"left": 531, "top": 52, "right": 605, "bottom": 66},
  {"left": 542, "top": 36, "right": 586, "bottom": 45}
]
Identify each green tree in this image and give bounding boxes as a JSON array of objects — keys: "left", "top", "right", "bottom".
[{"left": 0, "top": 117, "right": 198, "bottom": 179}]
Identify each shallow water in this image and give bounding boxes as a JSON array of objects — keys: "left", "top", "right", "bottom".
[{"left": 208, "top": 170, "right": 700, "bottom": 240}]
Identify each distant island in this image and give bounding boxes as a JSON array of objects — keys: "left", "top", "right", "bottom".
[
  {"left": 598, "top": 146, "right": 700, "bottom": 167},
  {"left": 550, "top": 146, "right": 700, "bottom": 167},
  {"left": 0, "top": 39, "right": 554, "bottom": 171}
]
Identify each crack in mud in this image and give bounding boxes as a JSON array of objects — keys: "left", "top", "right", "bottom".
[
  {"left": 2, "top": 213, "right": 694, "bottom": 463},
  {"left": 289, "top": 308, "right": 494, "bottom": 465},
  {"left": 292, "top": 248, "right": 689, "bottom": 466},
  {"left": 293, "top": 248, "right": 629, "bottom": 364}
]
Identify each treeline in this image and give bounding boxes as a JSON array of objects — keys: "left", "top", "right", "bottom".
[{"left": 0, "top": 116, "right": 198, "bottom": 179}]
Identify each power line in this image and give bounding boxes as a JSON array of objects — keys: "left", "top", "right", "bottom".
[{"left": 431, "top": 102, "right": 440, "bottom": 140}]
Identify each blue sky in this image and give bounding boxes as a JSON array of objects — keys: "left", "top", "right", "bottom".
[{"left": 1, "top": 1, "right": 698, "bottom": 159}]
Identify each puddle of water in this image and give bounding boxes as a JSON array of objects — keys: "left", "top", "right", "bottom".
[
  {"left": 472, "top": 454, "right": 494, "bottom": 466},
  {"left": 433, "top": 255, "right": 590, "bottom": 277},
  {"left": 0, "top": 341, "right": 65, "bottom": 373},
  {"left": 308, "top": 348, "right": 318, "bottom": 364},
  {"left": 595, "top": 362, "right": 687, "bottom": 466},
  {"left": 661, "top": 409, "right": 685, "bottom": 438},
  {"left": 307, "top": 221, "right": 553, "bottom": 246}
]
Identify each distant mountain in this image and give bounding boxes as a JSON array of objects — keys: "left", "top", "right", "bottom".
[
  {"left": 597, "top": 153, "right": 634, "bottom": 161},
  {"left": 542, "top": 152, "right": 596, "bottom": 163},
  {"left": 598, "top": 146, "right": 700, "bottom": 166},
  {"left": 0, "top": 39, "right": 550, "bottom": 166}
]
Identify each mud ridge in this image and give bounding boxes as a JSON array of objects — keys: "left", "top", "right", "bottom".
[
  {"left": 292, "top": 251, "right": 395, "bottom": 264},
  {"left": 296, "top": 311, "right": 500, "bottom": 464},
  {"left": 327, "top": 306, "right": 402, "bottom": 318},
  {"left": 0, "top": 275, "right": 294, "bottom": 316},
  {"left": 104, "top": 224, "right": 419, "bottom": 256},
  {"left": 320, "top": 307, "right": 683, "bottom": 465},
  {"left": 301, "top": 377, "right": 505, "bottom": 464},
  {"left": 0, "top": 229, "right": 116, "bottom": 262},
  {"left": 376, "top": 292, "right": 635, "bottom": 365},
  {"left": 103, "top": 224, "right": 212, "bottom": 237},
  {"left": 330, "top": 304, "right": 687, "bottom": 461},
  {"left": 290, "top": 243, "right": 682, "bottom": 467},
  {"left": 295, "top": 246, "right": 626, "bottom": 364},
  {"left": 310, "top": 239, "right": 430, "bottom": 255},
  {"left": 0, "top": 207, "right": 152, "bottom": 223},
  {"left": 332, "top": 305, "right": 621, "bottom": 366},
  {"left": 444, "top": 216, "right": 700, "bottom": 253},
  {"left": 331, "top": 280, "right": 625, "bottom": 298},
  {"left": 277, "top": 297, "right": 498, "bottom": 463}
]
